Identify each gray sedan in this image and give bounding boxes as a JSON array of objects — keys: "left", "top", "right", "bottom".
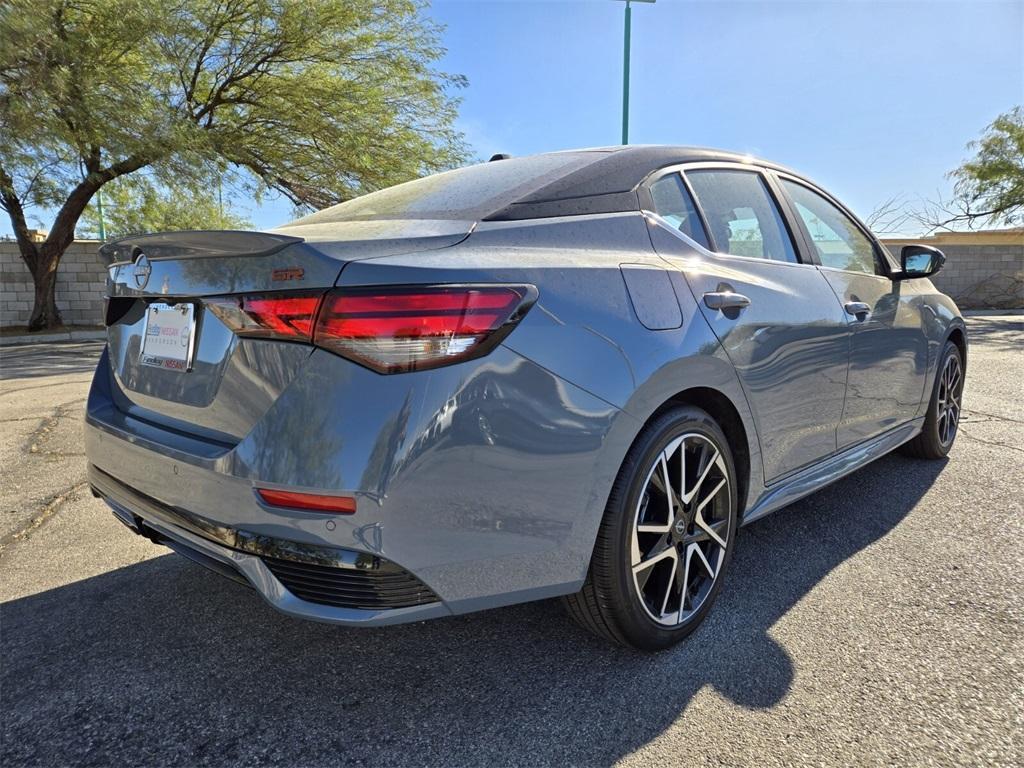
[{"left": 85, "top": 146, "right": 965, "bottom": 649}]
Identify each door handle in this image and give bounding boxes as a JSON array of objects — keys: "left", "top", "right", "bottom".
[
  {"left": 703, "top": 291, "right": 751, "bottom": 311},
  {"left": 844, "top": 301, "right": 871, "bottom": 319}
]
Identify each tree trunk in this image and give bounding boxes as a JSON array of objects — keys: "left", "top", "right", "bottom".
[
  {"left": 4, "top": 153, "right": 152, "bottom": 331},
  {"left": 24, "top": 179, "right": 102, "bottom": 331},
  {"left": 27, "top": 245, "right": 64, "bottom": 331}
]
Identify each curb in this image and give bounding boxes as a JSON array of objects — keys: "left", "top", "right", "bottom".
[
  {"left": 962, "top": 309, "right": 1024, "bottom": 317},
  {"left": 0, "top": 330, "right": 106, "bottom": 346}
]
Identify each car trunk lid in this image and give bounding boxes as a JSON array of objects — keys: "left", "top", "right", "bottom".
[{"left": 100, "top": 221, "right": 472, "bottom": 444}]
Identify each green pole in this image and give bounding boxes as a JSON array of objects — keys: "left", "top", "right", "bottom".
[
  {"left": 96, "top": 188, "right": 106, "bottom": 241},
  {"left": 622, "top": 0, "right": 631, "bottom": 145}
]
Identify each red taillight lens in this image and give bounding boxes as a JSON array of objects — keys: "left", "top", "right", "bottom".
[
  {"left": 313, "top": 285, "right": 535, "bottom": 373},
  {"left": 206, "top": 292, "right": 322, "bottom": 341},
  {"left": 256, "top": 488, "right": 357, "bottom": 514},
  {"left": 206, "top": 284, "right": 535, "bottom": 373}
]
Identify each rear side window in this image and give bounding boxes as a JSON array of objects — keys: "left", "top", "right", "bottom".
[
  {"left": 282, "top": 152, "right": 601, "bottom": 225},
  {"left": 649, "top": 173, "right": 710, "bottom": 249},
  {"left": 686, "top": 170, "right": 798, "bottom": 263},
  {"left": 780, "top": 179, "right": 881, "bottom": 275}
]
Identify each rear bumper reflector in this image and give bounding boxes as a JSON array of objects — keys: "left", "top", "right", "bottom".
[{"left": 256, "top": 488, "right": 357, "bottom": 514}]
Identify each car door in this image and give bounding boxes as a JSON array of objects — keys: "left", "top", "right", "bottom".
[
  {"left": 773, "top": 174, "right": 929, "bottom": 448},
  {"left": 643, "top": 165, "right": 851, "bottom": 483}
]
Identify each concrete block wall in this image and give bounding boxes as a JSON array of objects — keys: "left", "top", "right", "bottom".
[
  {"left": 1, "top": 240, "right": 106, "bottom": 328},
  {"left": 1, "top": 230, "right": 1021, "bottom": 329},
  {"left": 881, "top": 239, "right": 1023, "bottom": 310}
]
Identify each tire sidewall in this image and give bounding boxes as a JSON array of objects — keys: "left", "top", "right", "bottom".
[
  {"left": 922, "top": 341, "right": 963, "bottom": 456},
  {"left": 608, "top": 406, "right": 739, "bottom": 650}
]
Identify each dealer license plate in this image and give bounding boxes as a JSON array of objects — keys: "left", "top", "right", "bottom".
[{"left": 140, "top": 302, "right": 196, "bottom": 372}]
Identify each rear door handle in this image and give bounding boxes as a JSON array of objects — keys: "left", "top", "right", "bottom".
[
  {"left": 703, "top": 291, "right": 751, "bottom": 310},
  {"left": 844, "top": 301, "right": 871, "bottom": 319}
]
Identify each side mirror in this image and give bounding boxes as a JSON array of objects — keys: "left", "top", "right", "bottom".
[{"left": 898, "top": 244, "right": 945, "bottom": 279}]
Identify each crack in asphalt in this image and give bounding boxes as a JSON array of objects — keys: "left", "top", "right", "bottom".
[
  {"left": 0, "top": 481, "right": 89, "bottom": 553},
  {"left": 1, "top": 397, "right": 90, "bottom": 547},
  {"left": 0, "top": 415, "right": 59, "bottom": 424},
  {"left": 23, "top": 398, "right": 86, "bottom": 454},
  {"left": 957, "top": 426, "right": 1024, "bottom": 455},
  {"left": 962, "top": 408, "right": 1024, "bottom": 425}
]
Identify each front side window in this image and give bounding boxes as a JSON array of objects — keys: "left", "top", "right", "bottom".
[
  {"left": 780, "top": 180, "right": 880, "bottom": 275},
  {"left": 648, "top": 172, "right": 710, "bottom": 249},
  {"left": 685, "top": 170, "right": 798, "bottom": 263}
]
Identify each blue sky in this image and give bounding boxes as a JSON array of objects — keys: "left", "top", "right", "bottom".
[
  {"left": 254, "top": 0, "right": 1022, "bottom": 233},
  {"left": 6, "top": 0, "right": 1022, "bottom": 237}
]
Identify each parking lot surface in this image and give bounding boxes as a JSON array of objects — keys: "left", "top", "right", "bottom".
[{"left": 1, "top": 316, "right": 1022, "bottom": 767}]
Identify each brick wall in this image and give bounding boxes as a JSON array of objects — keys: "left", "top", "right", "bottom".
[
  {"left": 1, "top": 240, "right": 106, "bottom": 328},
  {"left": 881, "top": 237, "right": 1023, "bottom": 310}
]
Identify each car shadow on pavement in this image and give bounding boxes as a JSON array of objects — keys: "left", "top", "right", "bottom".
[
  {"left": 1, "top": 454, "right": 946, "bottom": 767},
  {"left": 0, "top": 342, "right": 103, "bottom": 381},
  {"left": 964, "top": 316, "right": 1023, "bottom": 352}
]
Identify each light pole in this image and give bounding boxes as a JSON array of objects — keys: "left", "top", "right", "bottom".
[
  {"left": 96, "top": 188, "right": 106, "bottom": 241},
  {"left": 616, "top": 0, "right": 655, "bottom": 145}
]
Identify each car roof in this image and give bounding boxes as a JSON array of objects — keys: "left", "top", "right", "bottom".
[{"left": 486, "top": 145, "right": 800, "bottom": 221}]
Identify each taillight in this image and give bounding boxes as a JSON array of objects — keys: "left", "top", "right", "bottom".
[
  {"left": 206, "top": 292, "right": 322, "bottom": 341},
  {"left": 206, "top": 284, "right": 535, "bottom": 373},
  {"left": 314, "top": 285, "right": 536, "bottom": 373}
]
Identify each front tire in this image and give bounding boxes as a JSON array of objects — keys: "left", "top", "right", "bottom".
[
  {"left": 901, "top": 340, "right": 964, "bottom": 459},
  {"left": 563, "top": 406, "right": 738, "bottom": 650}
]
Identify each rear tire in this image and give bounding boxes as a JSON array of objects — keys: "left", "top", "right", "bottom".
[
  {"left": 901, "top": 340, "right": 964, "bottom": 460},
  {"left": 563, "top": 406, "right": 738, "bottom": 651}
]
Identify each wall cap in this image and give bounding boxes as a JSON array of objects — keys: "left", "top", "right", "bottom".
[{"left": 881, "top": 228, "right": 1024, "bottom": 247}]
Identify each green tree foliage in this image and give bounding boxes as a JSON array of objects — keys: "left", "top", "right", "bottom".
[
  {"left": 921, "top": 107, "right": 1024, "bottom": 232},
  {"left": 78, "top": 176, "right": 252, "bottom": 240},
  {"left": 0, "top": 0, "right": 467, "bottom": 329},
  {"left": 952, "top": 107, "right": 1024, "bottom": 226}
]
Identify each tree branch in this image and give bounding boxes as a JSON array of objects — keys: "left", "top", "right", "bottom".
[
  {"left": 43, "top": 152, "right": 154, "bottom": 252},
  {"left": 865, "top": 195, "right": 915, "bottom": 235},
  {"left": 909, "top": 194, "right": 1017, "bottom": 235},
  {"left": 0, "top": 163, "right": 39, "bottom": 267}
]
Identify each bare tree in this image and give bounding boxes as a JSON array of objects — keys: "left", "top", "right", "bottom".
[
  {"left": 864, "top": 195, "right": 914, "bottom": 235},
  {"left": 908, "top": 193, "right": 1017, "bottom": 235},
  {"left": 914, "top": 107, "right": 1024, "bottom": 233}
]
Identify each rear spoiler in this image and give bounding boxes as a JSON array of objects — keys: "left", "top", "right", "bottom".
[{"left": 99, "top": 230, "right": 303, "bottom": 265}]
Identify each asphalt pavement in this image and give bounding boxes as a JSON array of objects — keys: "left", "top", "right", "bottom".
[{"left": 1, "top": 316, "right": 1021, "bottom": 767}]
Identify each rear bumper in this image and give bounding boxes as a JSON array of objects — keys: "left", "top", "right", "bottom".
[
  {"left": 90, "top": 464, "right": 451, "bottom": 626},
  {"left": 84, "top": 342, "right": 638, "bottom": 624}
]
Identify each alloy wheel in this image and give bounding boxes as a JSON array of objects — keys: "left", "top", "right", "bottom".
[
  {"left": 631, "top": 433, "right": 732, "bottom": 627},
  {"left": 937, "top": 353, "right": 963, "bottom": 447}
]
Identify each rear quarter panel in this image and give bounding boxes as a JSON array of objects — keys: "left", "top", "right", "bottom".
[{"left": 338, "top": 211, "right": 763, "bottom": 512}]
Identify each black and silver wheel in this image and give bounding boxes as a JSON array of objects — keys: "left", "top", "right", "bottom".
[
  {"left": 901, "top": 340, "right": 964, "bottom": 459},
  {"left": 935, "top": 349, "right": 963, "bottom": 448},
  {"left": 563, "top": 405, "right": 738, "bottom": 650}
]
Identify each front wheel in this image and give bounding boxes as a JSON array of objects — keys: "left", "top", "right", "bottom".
[
  {"left": 901, "top": 340, "right": 964, "bottom": 459},
  {"left": 563, "top": 406, "right": 738, "bottom": 650}
]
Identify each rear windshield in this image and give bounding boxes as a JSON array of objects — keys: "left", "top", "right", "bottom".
[{"left": 281, "top": 152, "right": 602, "bottom": 225}]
